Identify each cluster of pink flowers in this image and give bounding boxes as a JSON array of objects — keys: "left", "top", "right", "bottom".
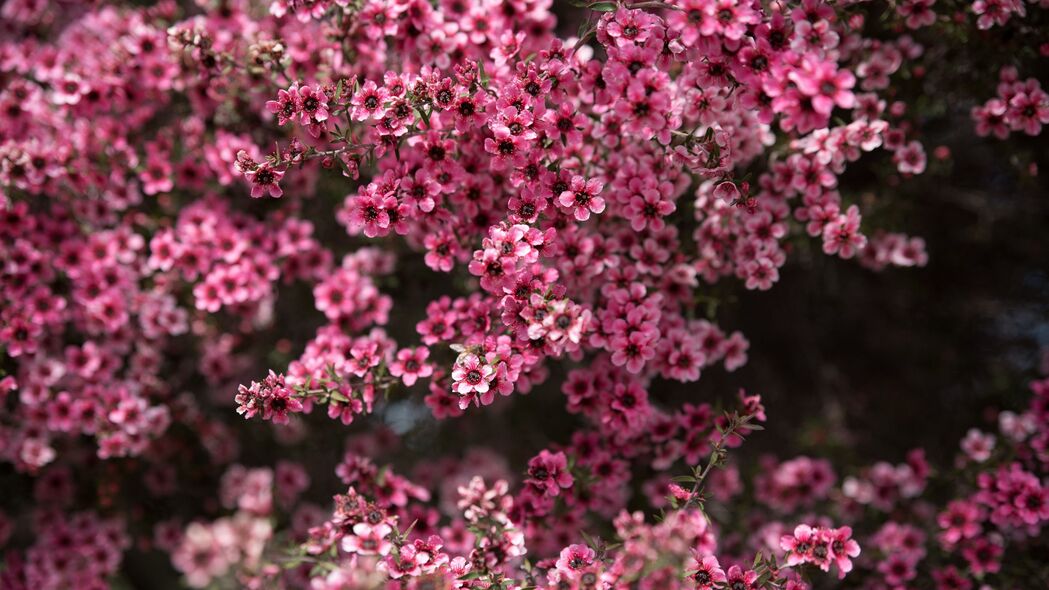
[
  {"left": 156, "top": 373, "right": 1049, "bottom": 588},
  {"left": 218, "top": 0, "right": 964, "bottom": 430},
  {"left": 971, "top": 0, "right": 1032, "bottom": 29},
  {"left": 0, "top": 511, "right": 128, "bottom": 590},
  {"left": 0, "top": 0, "right": 1047, "bottom": 587},
  {"left": 780, "top": 524, "right": 860, "bottom": 578},
  {"left": 753, "top": 456, "right": 836, "bottom": 512},
  {"left": 972, "top": 67, "right": 1049, "bottom": 139},
  {"left": 841, "top": 449, "right": 930, "bottom": 511}
]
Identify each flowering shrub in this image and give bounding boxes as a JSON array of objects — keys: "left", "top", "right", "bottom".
[{"left": 0, "top": 0, "right": 1047, "bottom": 588}]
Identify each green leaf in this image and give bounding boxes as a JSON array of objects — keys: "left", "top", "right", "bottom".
[{"left": 588, "top": 1, "right": 617, "bottom": 11}]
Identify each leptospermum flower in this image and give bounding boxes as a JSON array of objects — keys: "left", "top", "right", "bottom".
[
  {"left": 827, "top": 526, "right": 862, "bottom": 578},
  {"left": 725, "top": 565, "right": 760, "bottom": 590},
  {"left": 245, "top": 162, "right": 285, "bottom": 199},
  {"left": 266, "top": 85, "right": 301, "bottom": 126},
  {"left": 389, "top": 346, "right": 434, "bottom": 387},
  {"left": 450, "top": 353, "right": 494, "bottom": 399},
  {"left": 295, "top": 84, "right": 329, "bottom": 127},
  {"left": 687, "top": 553, "right": 727, "bottom": 589},
  {"left": 342, "top": 522, "right": 394, "bottom": 556},
  {"left": 961, "top": 428, "right": 996, "bottom": 462},
  {"left": 350, "top": 80, "right": 389, "bottom": 121},
  {"left": 558, "top": 176, "right": 606, "bottom": 221},
  {"left": 526, "top": 450, "right": 574, "bottom": 496},
  {"left": 555, "top": 543, "right": 596, "bottom": 573}
]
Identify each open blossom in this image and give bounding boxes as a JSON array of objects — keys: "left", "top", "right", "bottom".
[
  {"left": 625, "top": 185, "right": 676, "bottom": 231},
  {"left": 781, "top": 525, "right": 860, "bottom": 578},
  {"left": 266, "top": 85, "right": 301, "bottom": 126},
  {"left": 295, "top": 84, "right": 330, "bottom": 127},
  {"left": 342, "top": 522, "right": 393, "bottom": 556},
  {"left": 451, "top": 353, "right": 495, "bottom": 399},
  {"left": 938, "top": 500, "right": 983, "bottom": 546},
  {"left": 961, "top": 428, "right": 996, "bottom": 462},
  {"left": 526, "top": 450, "right": 574, "bottom": 496},
  {"left": 243, "top": 160, "right": 285, "bottom": 198},
  {"left": 826, "top": 527, "right": 862, "bottom": 578},
  {"left": 687, "top": 554, "right": 727, "bottom": 589},
  {"left": 389, "top": 346, "right": 434, "bottom": 387},
  {"left": 555, "top": 543, "right": 596, "bottom": 573},
  {"left": 558, "top": 176, "right": 606, "bottom": 221},
  {"left": 1006, "top": 88, "right": 1049, "bottom": 135},
  {"left": 822, "top": 205, "right": 867, "bottom": 258},
  {"left": 792, "top": 57, "right": 857, "bottom": 115},
  {"left": 894, "top": 140, "right": 927, "bottom": 175},
  {"left": 381, "top": 543, "right": 430, "bottom": 578},
  {"left": 351, "top": 80, "right": 389, "bottom": 120}
]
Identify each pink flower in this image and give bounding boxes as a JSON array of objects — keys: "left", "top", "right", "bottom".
[
  {"left": 725, "top": 565, "right": 759, "bottom": 590},
  {"left": 688, "top": 554, "right": 727, "bottom": 589},
  {"left": 781, "top": 524, "right": 820, "bottom": 567},
  {"left": 822, "top": 205, "right": 867, "bottom": 258},
  {"left": 827, "top": 526, "right": 861, "bottom": 578},
  {"left": 296, "top": 84, "right": 329, "bottom": 125},
  {"left": 960, "top": 428, "right": 995, "bottom": 462},
  {"left": 347, "top": 189, "right": 397, "bottom": 238},
  {"left": 792, "top": 57, "right": 857, "bottom": 115},
  {"left": 350, "top": 80, "right": 389, "bottom": 121},
  {"left": 245, "top": 162, "right": 285, "bottom": 199},
  {"left": 262, "top": 387, "right": 302, "bottom": 425},
  {"left": 451, "top": 353, "right": 495, "bottom": 398},
  {"left": 962, "top": 538, "right": 1003, "bottom": 575},
  {"left": 625, "top": 186, "right": 676, "bottom": 231},
  {"left": 894, "top": 140, "right": 927, "bottom": 175},
  {"left": 526, "top": 450, "right": 574, "bottom": 496},
  {"left": 558, "top": 175, "right": 606, "bottom": 221},
  {"left": 1006, "top": 89, "right": 1049, "bottom": 135},
  {"left": 389, "top": 346, "right": 434, "bottom": 387},
  {"left": 610, "top": 330, "right": 657, "bottom": 374},
  {"left": 938, "top": 500, "right": 983, "bottom": 546},
  {"left": 605, "top": 8, "right": 657, "bottom": 47},
  {"left": 555, "top": 543, "right": 596, "bottom": 572},
  {"left": 342, "top": 522, "right": 393, "bottom": 556},
  {"left": 266, "top": 86, "right": 301, "bottom": 126},
  {"left": 381, "top": 543, "right": 429, "bottom": 578}
]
